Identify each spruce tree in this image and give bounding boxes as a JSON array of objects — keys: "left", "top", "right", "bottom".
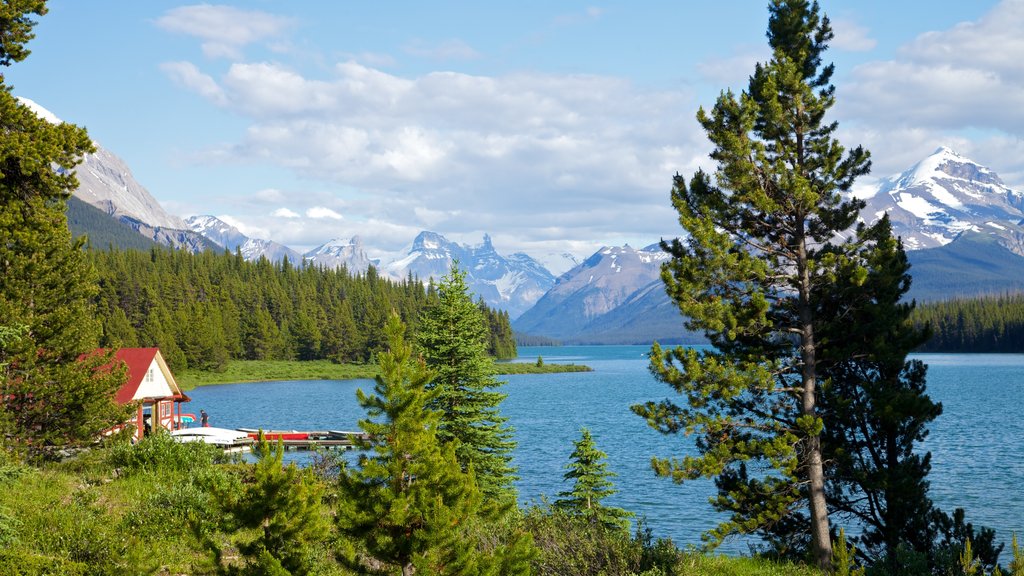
[
  {"left": 418, "top": 263, "right": 517, "bottom": 500},
  {"left": 631, "top": 1, "right": 870, "bottom": 567},
  {"left": 0, "top": 3, "right": 129, "bottom": 459},
  {"left": 337, "top": 314, "right": 534, "bottom": 576},
  {"left": 555, "top": 428, "right": 633, "bottom": 531}
]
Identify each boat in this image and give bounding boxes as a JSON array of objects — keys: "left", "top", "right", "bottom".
[{"left": 170, "top": 426, "right": 252, "bottom": 449}]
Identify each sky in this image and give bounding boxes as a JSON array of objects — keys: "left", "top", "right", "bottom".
[{"left": 7, "top": 0, "right": 1024, "bottom": 271}]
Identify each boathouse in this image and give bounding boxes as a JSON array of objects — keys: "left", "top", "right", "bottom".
[{"left": 111, "top": 348, "right": 192, "bottom": 441}]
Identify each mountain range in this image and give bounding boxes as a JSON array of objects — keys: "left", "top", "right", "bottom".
[{"left": 26, "top": 94, "right": 1024, "bottom": 344}]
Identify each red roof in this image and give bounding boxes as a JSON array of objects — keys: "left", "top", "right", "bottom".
[{"left": 113, "top": 348, "right": 160, "bottom": 404}]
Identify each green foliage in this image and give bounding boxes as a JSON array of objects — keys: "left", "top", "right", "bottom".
[
  {"left": 418, "top": 263, "right": 518, "bottom": 500},
  {"left": 555, "top": 428, "right": 633, "bottom": 531},
  {"left": 0, "top": 0, "right": 45, "bottom": 66},
  {"left": 87, "top": 248, "right": 516, "bottom": 373},
  {"left": 535, "top": 355, "right": 544, "bottom": 367},
  {"left": 832, "top": 529, "right": 864, "bottom": 576},
  {"left": 338, "top": 314, "right": 533, "bottom": 575},
  {"left": 0, "top": 7, "right": 131, "bottom": 459},
  {"left": 106, "top": 431, "right": 228, "bottom": 474},
  {"left": 633, "top": 1, "right": 870, "bottom": 568},
  {"left": 203, "top": 432, "right": 330, "bottom": 576}
]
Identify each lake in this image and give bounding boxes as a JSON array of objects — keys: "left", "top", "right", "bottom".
[{"left": 186, "top": 345, "right": 1024, "bottom": 551}]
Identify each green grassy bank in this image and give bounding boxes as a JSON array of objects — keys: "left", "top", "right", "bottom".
[{"left": 177, "top": 359, "right": 592, "bottom": 389}]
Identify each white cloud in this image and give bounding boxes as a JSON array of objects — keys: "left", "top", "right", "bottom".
[
  {"left": 306, "top": 206, "right": 343, "bottom": 220},
  {"left": 160, "top": 61, "right": 227, "bottom": 106},
  {"left": 156, "top": 4, "right": 295, "bottom": 59},
  {"left": 273, "top": 207, "right": 300, "bottom": 218},
  {"left": 830, "top": 18, "right": 877, "bottom": 52},
  {"left": 695, "top": 46, "right": 768, "bottom": 86},
  {"left": 836, "top": 0, "right": 1024, "bottom": 187},
  {"left": 163, "top": 50, "right": 706, "bottom": 257}
]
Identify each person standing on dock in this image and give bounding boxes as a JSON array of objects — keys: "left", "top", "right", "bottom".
[{"left": 200, "top": 410, "right": 209, "bottom": 427}]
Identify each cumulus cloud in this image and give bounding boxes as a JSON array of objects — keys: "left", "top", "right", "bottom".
[
  {"left": 837, "top": 0, "right": 1024, "bottom": 187},
  {"left": 156, "top": 4, "right": 295, "bottom": 59},
  {"left": 160, "top": 61, "right": 227, "bottom": 105},
  {"left": 306, "top": 206, "right": 343, "bottom": 220},
  {"left": 161, "top": 35, "right": 709, "bottom": 256},
  {"left": 273, "top": 207, "right": 300, "bottom": 218},
  {"left": 830, "top": 18, "right": 877, "bottom": 52}
]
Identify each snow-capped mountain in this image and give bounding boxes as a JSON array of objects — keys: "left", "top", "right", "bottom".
[
  {"left": 512, "top": 244, "right": 682, "bottom": 342},
  {"left": 304, "top": 237, "right": 375, "bottom": 271},
  {"left": 186, "top": 215, "right": 301, "bottom": 263},
  {"left": 383, "top": 232, "right": 556, "bottom": 319},
  {"left": 860, "top": 146, "right": 1024, "bottom": 253}
]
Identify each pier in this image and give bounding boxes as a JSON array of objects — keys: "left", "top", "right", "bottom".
[{"left": 237, "top": 429, "right": 369, "bottom": 451}]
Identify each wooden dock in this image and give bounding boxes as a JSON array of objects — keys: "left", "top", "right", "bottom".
[{"left": 236, "top": 429, "right": 369, "bottom": 451}]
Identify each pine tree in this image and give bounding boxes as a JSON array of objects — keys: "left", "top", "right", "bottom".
[
  {"left": 417, "top": 263, "right": 517, "bottom": 500},
  {"left": 337, "top": 314, "right": 532, "bottom": 575},
  {"left": 555, "top": 428, "right": 633, "bottom": 531},
  {"left": 631, "top": 1, "right": 871, "bottom": 568},
  {"left": 0, "top": 3, "right": 129, "bottom": 459},
  {"left": 814, "top": 217, "right": 943, "bottom": 568},
  {"left": 209, "top": 432, "right": 330, "bottom": 575}
]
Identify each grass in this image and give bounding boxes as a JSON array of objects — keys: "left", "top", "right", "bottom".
[{"left": 177, "top": 358, "right": 593, "bottom": 389}]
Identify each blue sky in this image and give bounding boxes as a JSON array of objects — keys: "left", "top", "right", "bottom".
[{"left": 7, "top": 0, "right": 1021, "bottom": 269}]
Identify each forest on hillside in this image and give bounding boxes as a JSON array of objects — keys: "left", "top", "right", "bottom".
[{"left": 88, "top": 248, "right": 517, "bottom": 371}]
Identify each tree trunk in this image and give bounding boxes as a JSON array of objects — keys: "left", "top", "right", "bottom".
[{"left": 798, "top": 239, "right": 833, "bottom": 571}]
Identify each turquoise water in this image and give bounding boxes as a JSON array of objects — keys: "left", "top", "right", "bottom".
[{"left": 187, "top": 346, "right": 1024, "bottom": 550}]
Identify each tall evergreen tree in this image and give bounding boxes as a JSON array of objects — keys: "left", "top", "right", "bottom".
[
  {"left": 337, "top": 314, "right": 533, "bottom": 576},
  {"left": 555, "top": 428, "right": 633, "bottom": 531},
  {"left": 631, "top": 1, "right": 871, "bottom": 568},
  {"left": 815, "top": 217, "right": 942, "bottom": 568},
  {"left": 0, "top": 3, "right": 129, "bottom": 459},
  {"left": 418, "top": 263, "right": 517, "bottom": 500}
]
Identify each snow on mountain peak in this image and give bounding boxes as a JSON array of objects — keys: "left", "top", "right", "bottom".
[
  {"left": 862, "top": 148, "right": 1024, "bottom": 253},
  {"left": 16, "top": 97, "right": 62, "bottom": 125}
]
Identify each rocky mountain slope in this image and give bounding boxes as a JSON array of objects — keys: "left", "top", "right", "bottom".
[
  {"left": 860, "top": 147, "right": 1024, "bottom": 253},
  {"left": 304, "top": 237, "right": 375, "bottom": 271},
  {"left": 19, "top": 97, "right": 214, "bottom": 253},
  {"left": 186, "top": 215, "right": 302, "bottom": 263},
  {"left": 513, "top": 244, "right": 695, "bottom": 343},
  {"left": 383, "top": 232, "right": 555, "bottom": 319}
]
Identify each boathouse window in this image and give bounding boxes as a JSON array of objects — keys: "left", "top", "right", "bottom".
[
  {"left": 146, "top": 369, "right": 154, "bottom": 383},
  {"left": 161, "top": 403, "right": 171, "bottom": 417}
]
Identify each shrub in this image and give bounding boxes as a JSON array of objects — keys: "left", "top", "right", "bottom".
[{"left": 107, "top": 432, "right": 228, "bottom": 474}]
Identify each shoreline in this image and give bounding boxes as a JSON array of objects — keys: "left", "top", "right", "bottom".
[{"left": 177, "top": 359, "right": 592, "bottom": 390}]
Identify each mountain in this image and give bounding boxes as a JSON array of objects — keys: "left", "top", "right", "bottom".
[
  {"left": 860, "top": 146, "right": 1024, "bottom": 253},
  {"left": 384, "top": 232, "right": 555, "bottom": 319},
  {"left": 512, "top": 244, "right": 699, "bottom": 343},
  {"left": 304, "top": 237, "right": 375, "bottom": 271},
  {"left": 67, "top": 196, "right": 160, "bottom": 251},
  {"left": 186, "top": 215, "right": 302, "bottom": 263},
  {"left": 18, "top": 97, "right": 216, "bottom": 253},
  {"left": 906, "top": 232, "right": 1024, "bottom": 302}
]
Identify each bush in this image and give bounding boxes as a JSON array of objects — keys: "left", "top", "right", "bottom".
[
  {"left": 523, "top": 506, "right": 683, "bottom": 576},
  {"left": 107, "top": 432, "right": 228, "bottom": 475}
]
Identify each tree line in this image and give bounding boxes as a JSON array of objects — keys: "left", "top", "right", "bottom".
[
  {"left": 87, "top": 247, "right": 517, "bottom": 371},
  {"left": 911, "top": 294, "right": 1024, "bottom": 352}
]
